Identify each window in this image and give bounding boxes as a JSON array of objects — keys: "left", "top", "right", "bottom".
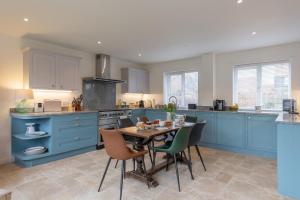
[
  {"left": 164, "top": 71, "right": 198, "bottom": 108},
  {"left": 233, "top": 62, "right": 291, "bottom": 110}
]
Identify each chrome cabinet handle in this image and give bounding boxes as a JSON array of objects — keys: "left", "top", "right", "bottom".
[{"left": 74, "top": 136, "right": 80, "bottom": 140}]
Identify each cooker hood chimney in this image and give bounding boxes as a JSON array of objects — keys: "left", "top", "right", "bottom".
[{"left": 83, "top": 54, "right": 124, "bottom": 83}]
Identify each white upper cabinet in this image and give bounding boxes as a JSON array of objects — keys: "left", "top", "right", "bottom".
[
  {"left": 23, "top": 49, "right": 80, "bottom": 91},
  {"left": 56, "top": 55, "right": 79, "bottom": 90},
  {"left": 121, "top": 68, "right": 149, "bottom": 94}
]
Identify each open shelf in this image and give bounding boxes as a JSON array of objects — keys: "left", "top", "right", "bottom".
[
  {"left": 14, "top": 151, "right": 50, "bottom": 161},
  {"left": 13, "top": 133, "right": 50, "bottom": 140}
]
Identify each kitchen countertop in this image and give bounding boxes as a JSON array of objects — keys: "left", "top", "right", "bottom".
[
  {"left": 276, "top": 113, "right": 300, "bottom": 124},
  {"left": 134, "top": 108, "right": 280, "bottom": 116},
  {"left": 11, "top": 110, "right": 98, "bottom": 118}
]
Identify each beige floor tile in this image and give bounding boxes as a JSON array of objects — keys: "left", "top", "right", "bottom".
[{"left": 0, "top": 147, "right": 294, "bottom": 200}]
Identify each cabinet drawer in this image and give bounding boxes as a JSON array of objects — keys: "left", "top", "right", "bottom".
[
  {"left": 53, "top": 126, "right": 97, "bottom": 154},
  {"left": 53, "top": 114, "right": 97, "bottom": 129}
]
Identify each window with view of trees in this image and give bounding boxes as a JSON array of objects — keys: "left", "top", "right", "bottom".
[
  {"left": 164, "top": 71, "right": 198, "bottom": 108},
  {"left": 233, "top": 62, "right": 291, "bottom": 110}
]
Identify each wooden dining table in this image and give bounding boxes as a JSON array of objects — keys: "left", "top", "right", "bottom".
[{"left": 118, "top": 123, "right": 194, "bottom": 187}]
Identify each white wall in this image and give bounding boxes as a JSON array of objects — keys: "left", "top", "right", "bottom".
[
  {"left": 0, "top": 34, "right": 143, "bottom": 164},
  {"left": 215, "top": 42, "right": 300, "bottom": 105},
  {"left": 146, "top": 53, "right": 215, "bottom": 105},
  {"left": 146, "top": 41, "right": 300, "bottom": 108}
]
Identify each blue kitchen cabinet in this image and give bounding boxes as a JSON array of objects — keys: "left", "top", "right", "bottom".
[
  {"left": 11, "top": 112, "right": 98, "bottom": 167},
  {"left": 52, "top": 113, "right": 98, "bottom": 154},
  {"left": 246, "top": 114, "right": 277, "bottom": 153},
  {"left": 196, "top": 112, "right": 216, "bottom": 144},
  {"left": 277, "top": 123, "right": 300, "bottom": 200},
  {"left": 216, "top": 112, "right": 246, "bottom": 148},
  {"left": 145, "top": 109, "right": 166, "bottom": 121},
  {"left": 131, "top": 109, "right": 146, "bottom": 123}
]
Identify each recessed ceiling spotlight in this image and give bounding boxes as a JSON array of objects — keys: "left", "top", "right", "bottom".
[
  {"left": 23, "top": 18, "right": 29, "bottom": 22},
  {"left": 237, "top": 0, "right": 243, "bottom": 4},
  {"left": 138, "top": 53, "right": 142, "bottom": 57},
  {"left": 97, "top": 41, "right": 102, "bottom": 45},
  {"left": 252, "top": 31, "right": 257, "bottom": 35}
]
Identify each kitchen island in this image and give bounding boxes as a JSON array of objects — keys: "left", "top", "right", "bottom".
[{"left": 276, "top": 113, "right": 300, "bottom": 200}]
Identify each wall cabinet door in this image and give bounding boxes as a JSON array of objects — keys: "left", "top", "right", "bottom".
[
  {"left": 30, "top": 51, "right": 56, "bottom": 89},
  {"left": 247, "top": 114, "right": 277, "bottom": 152},
  {"left": 56, "top": 56, "right": 79, "bottom": 90},
  {"left": 24, "top": 49, "right": 80, "bottom": 91},
  {"left": 216, "top": 113, "right": 246, "bottom": 148},
  {"left": 196, "top": 112, "right": 216, "bottom": 144},
  {"left": 121, "top": 68, "right": 149, "bottom": 93}
]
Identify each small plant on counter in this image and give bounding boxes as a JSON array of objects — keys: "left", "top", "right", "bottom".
[{"left": 164, "top": 103, "right": 177, "bottom": 121}]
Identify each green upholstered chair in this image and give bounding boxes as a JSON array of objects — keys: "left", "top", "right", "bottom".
[
  {"left": 152, "top": 126, "right": 194, "bottom": 192},
  {"left": 185, "top": 115, "right": 198, "bottom": 123}
]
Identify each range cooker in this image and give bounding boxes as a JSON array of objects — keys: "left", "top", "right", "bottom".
[{"left": 97, "top": 109, "right": 132, "bottom": 149}]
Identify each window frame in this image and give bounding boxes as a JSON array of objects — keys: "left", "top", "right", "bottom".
[
  {"left": 163, "top": 70, "right": 198, "bottom": 108},
  {"left": 233, "top": 61, "right": 291, "bottom": 111}
]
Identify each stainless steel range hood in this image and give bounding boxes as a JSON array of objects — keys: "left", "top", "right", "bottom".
[{"left": 83, "top": 54, "right": 125, "bottom": 83}]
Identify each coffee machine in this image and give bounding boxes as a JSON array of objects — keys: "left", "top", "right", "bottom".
[{"left": 214, "top": 100, "right": 225, "bottom": 111}]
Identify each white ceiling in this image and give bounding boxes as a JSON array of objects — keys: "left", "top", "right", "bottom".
[{"left": 1, "top": 0, "right": 300, "bottom": 64}]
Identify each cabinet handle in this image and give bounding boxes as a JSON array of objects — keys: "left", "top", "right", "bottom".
[
  {"left": 52, "top": 84, "right": 56, "bottom": 88},
  {"left": 74, "top": 136, "right": 80, "bottom": 140},
  {"left": 76, "top": 123, "right": 80, "bottom": 126},
  {"left": 248, "top": 116, "right": 251, "bottom": 119},
  {"left": 60, "top": 85, "right": 63, "bottom": 89}
]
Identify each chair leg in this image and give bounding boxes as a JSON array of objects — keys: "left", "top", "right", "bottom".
[
  {"left": 119, "top": 160, "right": 125, "bottom": 200},
  {"left": 173, "top": 154, "right": 181, "bottom": 192},
  {"left": 114, "top": 160, "right": 119, "bottom": 168},
  {"left": 147, "top": 143, "right": 153, "bottom": 166},
  {"left": 166, "top": 153, "right": 170, "bottom": 171},
  {"left": 182, "top": 151, "right": 194, "bottom": 180},
  {"left": 187, "top": 146, "right": 192, "bottom": 165},
  {"left": 132, "top": 158, "right": 136, "bottom": 171},
  {"left": 153, "top": 151, "right": 156, "bottom": 167},
  {"left": 98, "top": 157, "right": 112, "bottom": 192},
  {"left": 195, "top": 146, "right": 206, "bottom": 171},
  {"left": 123, "top": 160, "right": 126, "bottom": 179},
  {"left": 142, "top": 156, "right": 150, "bottom": 188}
]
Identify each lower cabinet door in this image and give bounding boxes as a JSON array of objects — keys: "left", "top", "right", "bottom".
[
  {"left": 247, "top": 115, "right": 277, "bottom": 152},
  {"left": 216, "top": 113, "right": 246, "bottom": 148},
  {"left": 196, "top": 112, "right": 216, "bottom": 144},
  {"left": 145, "top": 110, "right": 166, "bottom": 121},
  {"left": 53, "top": 126, "right": 97, "bottom": 154}
]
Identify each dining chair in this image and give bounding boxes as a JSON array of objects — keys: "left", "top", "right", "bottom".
[
  {"left": 98, "top": 128, "right": 149, "bottom": 200},
  {"left": 187, "top": 121, "right": 207, "bottom": 172},
  {"left": 115, "top": 118, "right": 153, "bottom": 168},
  {"left": 185, "top": 115, "right": 198, "bottom": 123},
  {"left": 152, "top": 126, "right": 194, "bottom": 192}
]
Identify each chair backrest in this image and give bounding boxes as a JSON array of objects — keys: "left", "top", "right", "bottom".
[
  {"left": 100, "top": 128, "right": 132, "bottom": 160},
  {"left": 140, "top": 116, "right": 149, "bottom": 123},
  {"left": 168, "top": 126, "right": 193, "bottom": 154},
  {"left": 117, "top": 118, "right": 134, "bottom": 128},
  {"left": 185, "top": 116, "right": 198, "bottom": 123},
  {"left": 188, "top": 121, "right": 206, "bottom": 146}
]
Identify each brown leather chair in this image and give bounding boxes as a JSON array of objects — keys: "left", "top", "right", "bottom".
[{"left": 98, "top": 128, "right": 149, "bottom": 200}]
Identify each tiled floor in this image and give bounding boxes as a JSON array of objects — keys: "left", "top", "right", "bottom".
[{"left": 0, "top": 147, "right": 293, "bottom": 200}]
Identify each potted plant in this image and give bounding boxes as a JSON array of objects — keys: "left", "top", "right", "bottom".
[{"left": 164, "top": 103, "right": 176, "bottom": 121}]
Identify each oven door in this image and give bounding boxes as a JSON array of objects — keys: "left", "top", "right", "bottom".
[{"left": 97, "top": 121, "right": 117, "bottom": 149}]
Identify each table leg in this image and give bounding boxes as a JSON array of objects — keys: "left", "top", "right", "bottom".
[{"left": 125, "top": 138, "right": 159, "bottom": 187}]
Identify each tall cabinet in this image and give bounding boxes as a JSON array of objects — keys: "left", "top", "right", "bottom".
[
  {"left": 23, "top": 49, "right": 80, "bottom": 91},
  {"left": 121, "top": 68, "right": 149, "bottom": 93}
]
